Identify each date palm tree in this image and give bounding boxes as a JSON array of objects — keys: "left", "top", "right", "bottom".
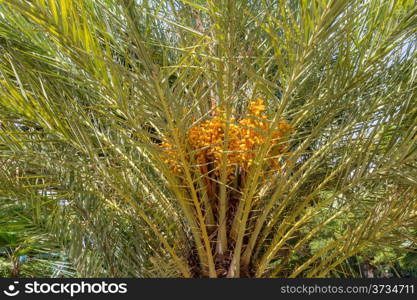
[{"left": 0, "top": 0, "right": 416, "bottom": 277}]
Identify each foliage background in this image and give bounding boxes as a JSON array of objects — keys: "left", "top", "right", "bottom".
[{"left": 0, "top": 0, "right": 416, "bottom": 277}]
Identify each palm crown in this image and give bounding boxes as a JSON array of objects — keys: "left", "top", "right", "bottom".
[{"left": 0, "top": 0, "right": 416, "bottom": 277}]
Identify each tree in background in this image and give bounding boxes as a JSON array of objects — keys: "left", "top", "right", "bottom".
[
  {"left": 0, "top": 197, "right": 72, "bottom": 277},
  {"left": 0, "top": 0, "right": 416, "bottom": 277}
]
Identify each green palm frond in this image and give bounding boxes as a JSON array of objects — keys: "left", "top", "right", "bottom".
[{"left": 0, "top": 0, "right": 416, "bottom": 277}]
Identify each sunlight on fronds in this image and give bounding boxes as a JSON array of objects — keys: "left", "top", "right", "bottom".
[{"left": 0, "top": 0, "right": 416, "bottom": 277}]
